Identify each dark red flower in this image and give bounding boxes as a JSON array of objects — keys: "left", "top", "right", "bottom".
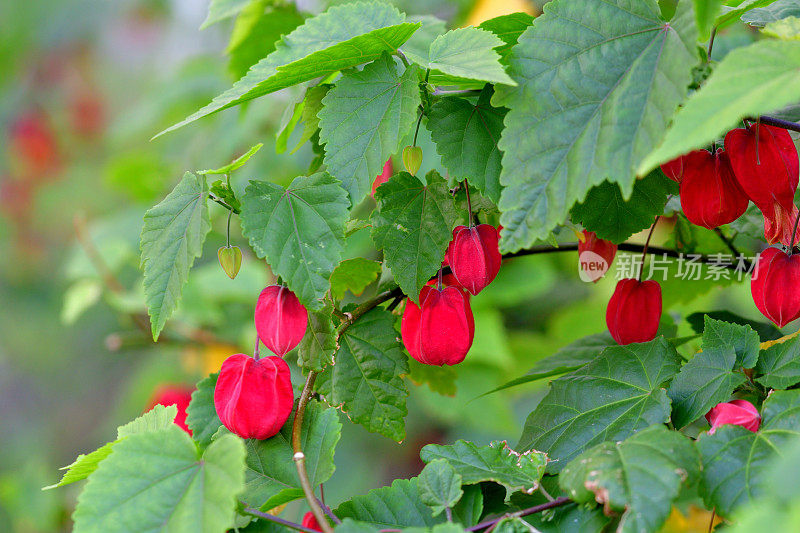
[
  {"left": 763, "top": 202, "right": 799, "bottom": 247},
  {"left": 214, "top": 354, "right": 294, "bottom": 440},
  {"left": 578, "top": 230, "right": 617, "bottom": 282},
  {"left": 679, "top": 149, "right": 749, "bottom": 229},
  {"left": 446, "top": 224, "right": 501, "bottom": 295},
  {"left": 371, "top": 159, "right": 393, "bottom": 197},
  {"left": 146, "top": 385, "right": 194, "bottom": 435},
  {"left": 255, "top": 285, "right": 308, "bottom": 356},
  {"left": 301, "top": 512, "right": 322, "bottom": 532},
  {"left": 660, "top": 154, "right": 688, "bottom": 183},
  {"left": 705, "top": 399, "right": 760, "bottom": 435},
  {"left": 401, "top": 285, "right": 474, "bottom": 366},
  {"left": 751, "top": 246, "right": 800, "bottom": 327},
  {"left": 605, "top": 278, "right": 662, "bottom": 345}
]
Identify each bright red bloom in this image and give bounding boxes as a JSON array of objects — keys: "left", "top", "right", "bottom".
[
  {"left": 660, "top": 154, "right": 688, "bottom": 183},
  {"left": 578, "top": 230, "right": 617, "bottom": 283},
  {"left": 751, "top": 247, "right": 800, "bottom": 327},
  {"left": 705, "top": 399, "right": 761, "bottom": 435},
  {"left": 371, "top": 159, "right": 393, "bottom": 197},
  {"left": 763, "top": 202, "right": 800, "bottom": 247},
  {"left": 255, "top": 285, "right": 308, "bottom": 356},
  {"left": 679, "top": 149, "right": 749, "bottom": 229},
  {"left": 146, "top": 385, "right": 194, "bottom": 435},
  {"left": 301, "top": 512, "right": 322, "bottom": 532},
  {"left": 401, "top": 285, "right": 475, "bottom": 366},
  {"left": 446, "top": 224, "right": 501, "bottom": 295},
  {"left": 606, "top": 278, "right": 662, "bottom": 345},
  {"left": 214, "top": 353, "right": 294, "bottom": 440}
]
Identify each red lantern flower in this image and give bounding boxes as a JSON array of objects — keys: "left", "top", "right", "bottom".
[
  {"left": 606, "top": 278, "right": 662, "bottom": 345},
  {"left": 371, "top": 159, "right": 393, "bottom": 197},
  {"left": 446, "top": 224, "right": 502, "bottom": 295},
  {"left": 751, "top": 246, "right": 800, "bottom": 327},
  {"left": 146, "top": 385, "right": 194, "bottom": 435},
  {"left": 214, "top": 354, "right": 294, "bottom": 440},
  {"left": 401, "top": 285, "right": 475, "bottom": 366},
  {"left": 763, "top": 202, "right": 800, "bottom": 247},
  {"left": 679, "top": 149, "right": 749, "bottom": 229},
  {"left": 660, "top": 154, "right": 688, "bottom": 183},
  {"left": 302, "top": 512, "right": 323, "bottom": 532},
  {"left": 578, "top": 230, "right": 617, "bottom": 282},
  {"left": 705, "top": 399, "right": 761, "bottom": 435},
  {"left": 255, "top": 285, "right": 308, "bottom": 356}
]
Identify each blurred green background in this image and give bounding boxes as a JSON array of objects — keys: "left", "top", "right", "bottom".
[{"left": 0, "top": 0, "right": 768, "bottom": 531}]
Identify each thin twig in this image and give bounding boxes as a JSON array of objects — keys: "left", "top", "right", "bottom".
[
  {"left": 464, "top": 497, "right": 572, "bottom": 532},
  {"left": 241, "top": 507, "right": 318, "bottom": 533},
  {"left": 751, "top": 115, "right": 800, "bottom": 134}
]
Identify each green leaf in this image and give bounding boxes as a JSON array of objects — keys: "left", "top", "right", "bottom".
[
  {"left": 318, "top": 54, "right": 421, "bottom": 204},
  {"left": 717, "top": 0, "right": 782, "bottom": 27},
  {"left": 335, "top": 519, "right": 381, "bottom": 533},
  {"left": 201, "top": 0, "right": 251, "bottom": 29},
  {"left": 570, "top": 171, "right": 676, "bottom": 244},
  {"left": 61, "top": 279, "right": 102, "bottom": 325},
  {"left": 186, "top": 372, "right": 222, "bottom": 448},
  {"left": 756, "top": 335, "right": 800, "bottom": 388},
  {"left": 330, "top": 258, "right": 382, "bottom": 299},
  {"left": 697, "top": 390, "right": 800, "bottom": 518},
  {"left": 117, "top": 404, "right": 180, "bottom": 438},
  {"left": 525, "top": 504, "right": 611, "bottom": 533},
  {"left": 198, "top": 143, "right": 263, "bottom": 175},
  {"left": 639, "top": 39, "right": 800, "bottom": 174},
  {"left": 408, "top": 358, "right": 458, "bottom": 396},
  {"left": 418, "top": 459, "right": 463, "bottom": 516},
  {"left": 240, "top": 173, "right": 349, "bottom": 310},
  {"left": 293, "top": 84, "right": 330, "bottom": 154},
  {"left": 157, "top": 2, "right": 420, "bottom": 137},
  {"left": 335, "top": 478, "right": 442, "bottom": 528},
  {"left": 695, "top": 0, "right": 724, "bottom": 40},
  {"left": 560, "top": 425, "right": 700, "bottom": 533},
  {"left": 44, "top": 442, "right": 114, "bottom": 490},
  {"left": 668, "top": 317, "right": 759, "bottom": 428},
  {"left": 489, "top": 332, "right": 616, "bottom": 394},
  {"left": 494, "top": 0, "right": 697, "bottom": 253},
  {"left": 316, "top": 309, "right": 409, "bottom": 441},
  {"left": 298, "top": 307, "right": 337, "bottom": 372},
  {"left": 72, "top": 428, "right": 246, "bottom": 533},
  {"left": 243, "top": 400, "right": 341, "bottom": 510},
  {"left": 428, "top": 86, "right": 506, "bottom": 203},
  {"left": 371, "top": 171, "right": 456, "bottom": 300},
  {"left": 399, "top": 15, "right": 447, "bottom": 66},
  {"left": 420, "top": 440, "right": 547, "bottom": 493},
  {"left": 742, "top": 0, "right": 800, "bottom": 27},
  {"left": 686, "top": 310, "right": 782, "bottom": 342},
  {"left": 423, "top": 27, "right": 515, "bottom": 86},
  {"left": 140, "top": 172, "right": 211, "bottom": 340},
  {"left": 477, "top": 13, "right": 535, "bottom": 61},
  {"left": 762, "top": 15, "right": 800, "bottom": 38},
  {"left": 518, "top": 337, "right": 683, "bottom": 473}
]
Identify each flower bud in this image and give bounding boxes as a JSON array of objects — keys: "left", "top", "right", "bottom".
[
  {"left": 402, "top": 145, "right": 423, "bottom": 176},
  {"left": 218, "top": 246, "right": 242, "bottom": 279},
  {"left": 606, "top": 278, "right": 662, "bottom": 345},
  {"left": 401, "top": 285, "right": 474, "bottom": 366},
  {"left": 679, "top": 149, "right": 749, "bottom": 229},
  {"left": 750, "top": 246, "right": 800, "bottom": 327},
  {"left": 705, "top": 399, "right": 760, "bottom": 435},
  {"left": 660, "top": 154, "right": 687, "bottom": 183},
  {"left": 446, "top": 224, "right": 501, "bottom": 295},
  {"left": 146, "top": 385, "right": 194, "bottom": 435},
  {"left": 577, "top": 230, "right": 617, "bottom": 283},
  {"left": 302, "top": 512, "right": 323, "bottom": 532},
  {"left": 214, "top": 353, "right": 294, "bottom": 440},
  {"left": 371, "top": 159, "right": 393, "bottom": 197},
  {"left": 255, "top": 285, "right": 308, "bottom": 356}
]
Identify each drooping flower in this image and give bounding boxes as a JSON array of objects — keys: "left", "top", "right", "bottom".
[
  {"left": 446, "top": 224, "right": 501, "bottom": 295},
  {"left": 255, "top": 285, "right": 308, "bottom": 356},
  {"left": 705, "top": 399, "right": 761, "bottom": 435},
  {"left": 606, "top": 278, "right": 662, "bottom": 345}
]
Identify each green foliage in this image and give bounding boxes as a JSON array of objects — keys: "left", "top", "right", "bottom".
[
  {"left": 495, "top": 0, "right": 697, "bottom": 253},
  {"left": 756, "top": 335, "right": 800, "bottom": 388},
  {"left": 201, "top": 0, "right": 252, "bottom": 29},
  {"left": 695, "top": 0, "right": 724, "bottom": 39},
  {"left": 423, "top": 28, "right": 514, "bottom": 86},
  {"left": 240, "top": 173, "right": 349, "bottom": 310},
  {"left": 560, "top": 425, "right": 699, "bottom": 533},
  {"left": 420, "top": 440, "right": 546, "bottom": 493},
  {"left": 371, "top": 171, "right": 457, "bottom": 300},
  {"left": 140, "top": 172, "right": 211, "bottom": 340},
  {"left": 427, "top": 86, "right": 505, "bottom": 202},
  {"left": 742, "top": 0, "right": 800, "bottom": 26},
  {"left": 668, "top": 317, "right": 759, "bottom": 428},
  {"left": 242, "top": 400, "right": 341, "bottom": 510},
  {"left": 335, "top": 478, "right": 443, "bottom": 528},
  {"left": 697, "top": 390, "right": 800, "bottom": 518},
  {"left": 298, "top": 307, "right": 337, "bottom": 372},
  {"left": 570, "top": 171, "right": 676, "bottom": 244},
  {"left": 762, "top": 16, "right": 800, "bottom": 38},
  {"left": 399, "top": 15, "right": 447, "bottom": 66},
  {"left": 417, "top": 459, "right": 463, "bottom": 516},
  {"left": 186, "top": 372, "right": 223, "bottom": 448},
  {"left": 330, "top": 258, "right": 382, "bottom": 299},
  {"left": 197, "top": 143, "right": 263, "bottom": 175},
  {"left": 407, "top": 358, "right": 458, "bottom": 396},
  {"left": 717, "top": 0, "right": 784, "bottom": 27},
  {"left": 477, "top": 13, "right": 534, "bottom": 62},
  {"left": 318, "top": 54, "right": 421, "bottom": 204},
  {"left": 158, "top": 2, "right": 420, "bottom": 137},
  {"left": 518, "top": 337, "right": 682, "bottom": 473},
  {"left": 293, "top": 84, "right": 330, "bottom": 154},
  {"left": 72, "top": 427, "right": 245, "bottom": 532},
  {"left": 316, "top": 309, "right": 409, "bottom": 441},
  {"left": 640, "top": 39, "right": 800, "bottom": 173}
]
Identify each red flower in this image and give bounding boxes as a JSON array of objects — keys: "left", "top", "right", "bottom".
[
  {"left": 660, "top": 154, "right": 688, "bottom": 183},
  {"left": 763, "top": 202, "right": 800, "bottom": 247},
  {"left": 371, "top": 159, "right": 393, "bottom": 197},
  {"left": 213, "top": 354, "right": 294, "bottom": 440},
  {"left": 301, "top": 512, "right": 323, "bottom": 532},
  {"left": 255, "top": 285, "right": 308, "bottom": 356},
  {"left": 605, "top": 278, "right": 662, "bottom": 345},
  {"left": 679, "top": 149, "right": 749, "bottom": 229},
  {"left": 705, "top": 399, "right": 761, "bottom": 435},
  {"left": 401, "top": 285, "right": 474, "bottom": 366},
  {"left": 446, "top": 224, "right": 501, "bottom": 295},
  {"left": 751, "top": 247, "right": 800, "bottom": 327},
  {"left": 578, "top": 230, "right": 617, "bottom": 282},
  {"left": 146, "top": 385, "right": 194, "bottom": 435}
]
